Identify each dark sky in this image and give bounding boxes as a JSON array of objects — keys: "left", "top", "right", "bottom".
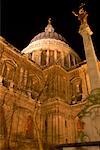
[{"left": 1, "top": 0, "right": 99, "bottom": 60}]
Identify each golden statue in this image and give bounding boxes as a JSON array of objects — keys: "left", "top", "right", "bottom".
[
  {"left": 72, "top": 3, "right": 93, "bottom": 35},
  {"left": 72, "top": 3, "right": 88, "bottom": 25}
]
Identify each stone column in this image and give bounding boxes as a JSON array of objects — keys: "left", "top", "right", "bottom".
[
  {"left": 59, "top": 115, "right": 64, "bottom": 144},
  {"left": 19, "top": 67, "right": 24, "bottom": 87},
  {"left": 54, "top": 50, "right": 57, "bottom": 62},
  {"left": 24, "top": 70, "right": 28, "bottom": 87},
  {"left": 67, "top": 114, "right": 75, "bottom": 143},
  {"left": 47, "top": 113, "right": 52, "bottom": 143},
  {"left": 54, "top": 113, "right": 56, "bottom": 144},
  {"left": 55, "top": 110, "right": 59, "bottom": 144},
  {"left": 32, "top": 52, "right": 34, "bottom": 61},
  {"left": 0, "top": 75, "right": 3, "bottom": 86},
  {"left": 39, "top": 51, "right": 42, "bottom": 65},
  {"left": 52, "top": 113, "right": 55, "bottom": 144},
  {"left": 61, "top": 52, "right": 64, "bottom": 66},
  {"left": 9, "top": 81, "right": 14, "bottom": 91},
  {"left": 46, "top": 50, "right": 49, "bottom": 65},
  {"left": 68, "top": 54, "right": 71, "bottom": 68},
  {"left": 79, "top": 24, "right": 100, "bottom": 91},
  {"left": 73, "top": 57, "right": 76, "bottom": 66}
]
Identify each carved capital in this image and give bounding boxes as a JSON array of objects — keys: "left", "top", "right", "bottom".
[{"left": 79, "top": 24, "right": 93, "bottom": 36}]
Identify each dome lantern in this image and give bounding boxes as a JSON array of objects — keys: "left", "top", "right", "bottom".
[{"left": 45, "top": 18, "right": 54, "bottom": 33}]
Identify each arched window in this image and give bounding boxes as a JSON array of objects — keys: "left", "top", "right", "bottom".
[{"left": 70, "top": 77, "right": 82, "bottom": 104}]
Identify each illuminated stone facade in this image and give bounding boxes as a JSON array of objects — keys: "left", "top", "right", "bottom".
[{"left": 0, "top": 18, "right": 100, "bottom": 150}]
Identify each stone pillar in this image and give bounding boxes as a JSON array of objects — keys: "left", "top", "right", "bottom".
[
  {"left": 9, "top": 81, "right": 14, "bottom": 91},
  {"left": 59, "top": 115, "right": 63, "bottom": 144},
  {"left": 0, "top": 75, "right": 3, "bottom": 86},
  {"left": 55, "top": 112, "right": 59, "bottom": 144},
  {"left": 19, "top": 67, "right": 24, "bottom": 87},
  {"left": 54, "top": 113, "right": 56, "bottom": 144},
  {"left": 79, "top": 24, "right": 100, "bottom": 91},
  {"left": 24, "top": 70, "right": 28, "bottom": 87},
  {"left": 46, "top": 50, "right": 49, "bottom": 65},
  {"left": 62, "top": 117, "right": 65, "bottom": 143},
  {"left": 32, "top": 52, "right": 34, "bottom": 61},
  {"left": 54, "top": 50, "right": 57, "bottom": 62},
  {"left": 55, "top": 114, "right": 57, "bottom": 144},
  {"left": 68, "top": 54, "right": 71, "bottom": 68},
  {"left": 67, "top": 114, "right": 75, "bottom": 143},
  {"left": 61, "top": 52, "right": 64, "bottom": 66},
  {"left": 73, "top": 57, "right": 76, "bottom": 66},
  {"left": 39, "top": 51, "right": 42, "bottom": 65},
  {"left": 52, "top": 113, "right": 55, "bottom": 144},
  {"left": 47, "top": 113, "right": 52, "bottom": 143}
]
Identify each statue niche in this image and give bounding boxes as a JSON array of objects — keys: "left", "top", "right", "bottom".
[
  {"left": 71, "top": 77, "right": 82, "bottom": 104},
  {"left": 27, "top": 74, "right": 42, "bottom": 99}
]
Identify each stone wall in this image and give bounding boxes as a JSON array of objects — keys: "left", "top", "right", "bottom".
[{"left": 0, "top": 37, "right": 100, "bottom": 149}]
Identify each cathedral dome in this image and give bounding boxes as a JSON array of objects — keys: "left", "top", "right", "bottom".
[
  {"left": 30, "top": 31, "right": 66, "bottom": 43},
  {"left": 22, "top": 18, "right": 81, "bottom": 69},
  {"left": 31, "top": 32, "right": 66, "bottom": 44},
  {"left": 30, "top": 18, "right": 66, "bottom": 43}
]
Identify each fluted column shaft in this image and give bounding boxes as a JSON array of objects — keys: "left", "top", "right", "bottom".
[
  {"left": 46, "top": 50, "right": 49, "bottom": 65},
  {"left": 79, "top": 25, "right": 100, "bottom": 91}
]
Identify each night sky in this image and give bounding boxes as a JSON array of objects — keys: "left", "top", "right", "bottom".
[{"left": 1, "top": 0, "right": 99, "bottom": 60}]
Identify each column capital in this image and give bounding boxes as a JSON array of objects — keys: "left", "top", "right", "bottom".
[{"left": 79, "top": 23, "right": 93, "bottom": 36}]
